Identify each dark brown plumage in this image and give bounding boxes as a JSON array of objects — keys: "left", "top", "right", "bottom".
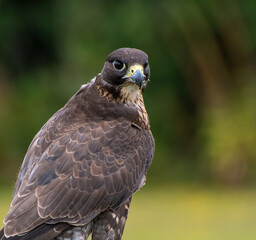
[{"left": 0, "top": 48, "right": 154, "bottom": 240}]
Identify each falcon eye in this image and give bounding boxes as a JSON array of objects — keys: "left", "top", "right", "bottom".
[
  {"left": 144, "top": 60, "right": 148, "bottom": 68},
  {"left": 113, "top": 60, "right": 125, "bottom": 71}
]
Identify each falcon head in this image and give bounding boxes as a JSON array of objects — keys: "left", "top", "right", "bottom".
[{"left": 101, "top": 48, "right": 150, "bottom": 93}]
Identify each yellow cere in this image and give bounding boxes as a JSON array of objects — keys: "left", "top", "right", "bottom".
[{"left": 124, "top": 64, "right": 145, "bottom": 78}]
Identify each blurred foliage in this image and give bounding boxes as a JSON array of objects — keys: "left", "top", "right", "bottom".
[{"left": 0, "top": 0, "right": 256, "bottom": 186}]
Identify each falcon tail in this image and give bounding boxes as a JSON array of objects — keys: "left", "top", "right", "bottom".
[{"left": 0, "top": 223, "right": 70, "bottom": 240}]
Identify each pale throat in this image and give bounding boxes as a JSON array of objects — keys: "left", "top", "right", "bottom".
[
  {"left": 120, "top": 83, "right": 142, "bottom": 105},
  {"left": 120, "top": 83, "right": 150, "bottom": 128}
]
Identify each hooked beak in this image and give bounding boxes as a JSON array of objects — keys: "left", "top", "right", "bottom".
[{"left": 122, "top": 64, "right": 146, "bottom": 89}]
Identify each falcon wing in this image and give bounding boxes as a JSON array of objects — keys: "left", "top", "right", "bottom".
[{"left": 4, "top": 115, "right": 154, "bottom": 237}]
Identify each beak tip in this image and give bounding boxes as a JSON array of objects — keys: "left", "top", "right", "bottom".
[{"left": 130, "top": 70, "right": 145, "bottom": 88}]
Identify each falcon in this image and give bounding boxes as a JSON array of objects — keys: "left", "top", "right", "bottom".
[{"left": 0, "top": 48, "right": 155, "bottom": 240}]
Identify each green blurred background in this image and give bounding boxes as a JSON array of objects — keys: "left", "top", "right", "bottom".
[{"left": 0, "top": 0, "right": 256, "bottom": 239}]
